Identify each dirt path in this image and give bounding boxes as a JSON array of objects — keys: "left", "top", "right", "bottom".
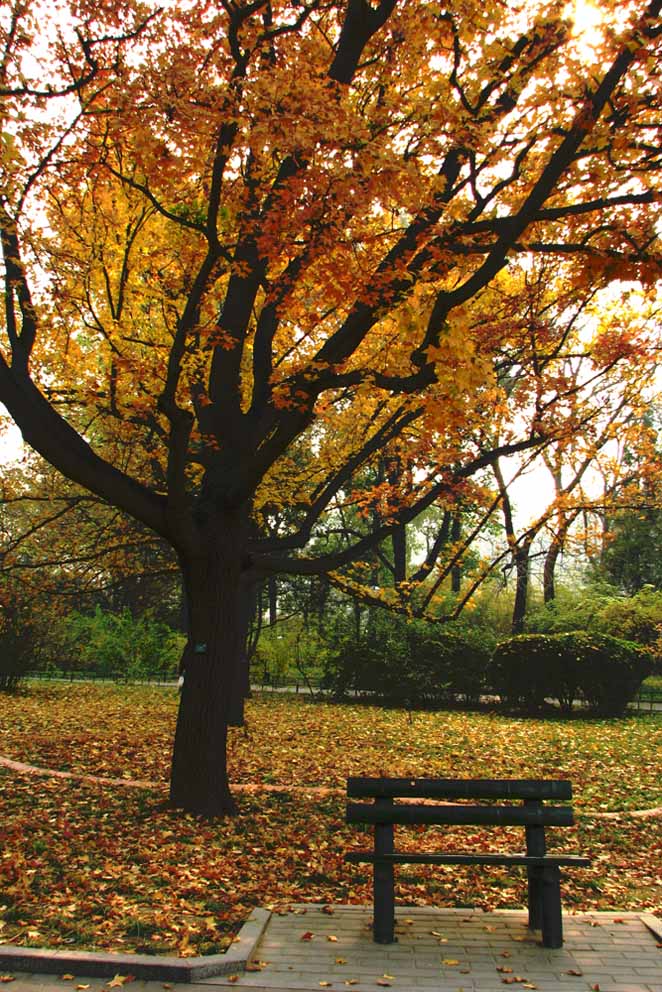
[{"left": 1, "top": 753, "right": 660, "bottom": 818}]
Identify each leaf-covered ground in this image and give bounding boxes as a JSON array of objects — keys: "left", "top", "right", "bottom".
[{"left": 0, "top": 684, "right": 660, "bottom": 956}]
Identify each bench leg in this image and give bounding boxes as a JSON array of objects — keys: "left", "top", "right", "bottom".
[
  {"left": 540, "top": 865, "right": 563, "bottom": 949},
  {"left": 373, "top": 816, "right": 396, "bottom": 944},
  {"left": 373, "top": 861, "right": 395, "bottom": 943},
  {"left": 527, "top": 867, "right": 543, "bottom": 932}
]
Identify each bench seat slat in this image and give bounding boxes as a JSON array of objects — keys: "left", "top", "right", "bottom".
[
  {"left": 346, "top": 851, "right": 591, "bottom": 867},
  {"left": 346, "top": 802, "right": 574, "bottom": 827},
  {"left": 347, "top": 777, "right": 572, "bottom": 801}
]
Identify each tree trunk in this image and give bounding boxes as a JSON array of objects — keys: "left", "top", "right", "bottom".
[
  {"left": 169, "top": 517, "right": 248, "bottom": 817},
  {"left": 543, "top": 537, "right": 562, "bottom": 604},
  {"left": 268, "top": 576, "right": 277, "bottom": 626},
  {"left": 511, "top": 540, "right": 532, "bottom": 635},
  {"left": 392, "top": 523, "right": 407, "bottom": 584},
  {"left": 450, "top": 513, "right": 462, "bottom": 594}
]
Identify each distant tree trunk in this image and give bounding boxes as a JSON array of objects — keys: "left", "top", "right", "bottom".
[
  {"left": 268, "top": 576, "right": 277, "bottom": 626},
  {"left": 450, "top": 513, "right": 462, "bottom": 593},
  {"left": 493, "top": 459, "right": 534, "bottom": 635},
  {"left": 392, "top": 524, "right": 407, "bottom": 584},
  {"left": 543, "top": 512, "right": 579, "bottom": 603},
  {"left": 511, "top": 539, "right": 532, "bottom": 635},
  {"left": 226, "top": 576, "right": 256, "bottom": 726}
]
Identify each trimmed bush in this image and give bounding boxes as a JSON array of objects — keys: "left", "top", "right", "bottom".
[
  {"left": 490, "top": 631, "right": 652, "bottom": 716},
  {"left": 325, "top": 615, "right": 493, "bottom": 707}
]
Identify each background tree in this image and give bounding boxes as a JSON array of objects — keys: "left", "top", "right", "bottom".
[{"left": 2, "top": 0, "right": 662, "bottom": 815}]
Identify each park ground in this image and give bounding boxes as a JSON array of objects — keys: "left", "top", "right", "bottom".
[{"left": 0, "top": 685, "right": 660, "bottom": 958}]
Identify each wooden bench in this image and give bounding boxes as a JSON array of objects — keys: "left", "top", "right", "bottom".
[{"left": 346, "top": 777, "right": 590, "bottom": 949}]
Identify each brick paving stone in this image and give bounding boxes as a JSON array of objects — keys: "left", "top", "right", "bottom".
[{"left": 4, "top": 909, "right": 661, "bottom": 992}]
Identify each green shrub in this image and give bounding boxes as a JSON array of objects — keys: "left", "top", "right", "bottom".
[
  {"left": 325, "top": 614, "right": 493, "bottom": 707},
  {"left": 490, "top": 631, "right": 652, "bottom": 716},
  {"left": 62, "top": 606, "right": 184, "bottom": 678},
  {"left": 571, "top": 632, "right": 653, "bottom": 716}
]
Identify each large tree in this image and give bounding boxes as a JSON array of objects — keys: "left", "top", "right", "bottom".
[{"left": 2, "top": 0, "right": 661, "bottom": 814}]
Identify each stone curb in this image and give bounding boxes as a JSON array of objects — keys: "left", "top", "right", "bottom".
[
  {"left": 641, "top": 912, "right": 662, "bottom": 941},
  {"left": 0, "top": 908, "right": 271, "bottom": 983}
]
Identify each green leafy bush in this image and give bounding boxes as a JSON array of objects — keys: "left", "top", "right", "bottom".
[
  {"left": 325, "top": 613, "right": 493, "bottom": 707},
  {"left": 62, "top": 606, "right": 184, "bottom": 678},
  {"left": 490, "top": 631, "right": 652, "bottom": 716}
]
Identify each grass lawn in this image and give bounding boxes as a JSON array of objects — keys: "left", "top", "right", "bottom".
[{"left": 1, "top": 684, "right": 660, "bottom": 957}]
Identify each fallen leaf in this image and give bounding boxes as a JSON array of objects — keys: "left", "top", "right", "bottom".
[
  {"left": 107, "top": 976, "right": 130, "bottom": 989},
  {"left": 565, "top": 970, "right": 583, "bottom": 976},
  {"left": 592, "top": 985, "right": 601, "bottom": 991},
  {"left": 319, "top": 982, "right": 332, "bottom": 987},
  {"left": 376, "top": 981, "right": 391, "bottom": 987},
  {"left": 301, "top": 931, "right": 315, "bottom": 941},
  {"left": 523, "top": 984, "right": 538, "bottom": 989},
  {"left": 321, "top": 906, "right": 335, "bottom": 916},
  {"left": 442, "top": 959, "right": 460, "bottom": 966},
  {"left": 343, "top": 982, "right": 358, "bottom": 986},
  {"left": 327, "top": 935, "right": 338, "bottom": 942},
  {"left": 60, "top": 977, "right": 76, "bottom": 983},
  {"left": 500, "top": 951, "right": 512, "bottom": 958},
  {"left": 226, "top": 978, "right": 238, "bottom": 984},
  {"left": 497, "top": 966, "right": 513, "bottom": 974},
  {"left": 76, "top": 985, "right": 90, "bottom": 989},
  {"left": 335, "top": 959, "right": 347, "bottom": 965}
]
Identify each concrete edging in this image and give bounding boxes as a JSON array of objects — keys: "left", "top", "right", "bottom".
[
  {"left": 0, "top": 907, "right": 271, "bottom": 983},
  {"left": 640, "top": 911, "right": 662, "bottom": 942}
]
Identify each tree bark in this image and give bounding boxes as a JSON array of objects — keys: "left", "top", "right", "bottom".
[
  {"left": 169, "top": 514, "right": 249, "bottom": 816},
  {"left": 511, "top": 539, "right": 532, "bottom": 635},
  {"left": 392, "top": 524, "right": 407, "bottom": 584},
  {"left": 543, "top": 536, "right": 562, "bottom": 604},
  {"left": 450, "top": 513, "right": 462, "bottom": 594}
]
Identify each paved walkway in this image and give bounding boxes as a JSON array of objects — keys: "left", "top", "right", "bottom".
[{"left": 3, "top": 908, "right": 661, "bottom": 992}]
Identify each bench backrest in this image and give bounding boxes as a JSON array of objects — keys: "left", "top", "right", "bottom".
[
  {"left": 347, "top": 777, "right": 572, "bottom": 800},
  {"left": 346, "top": 778, "right": 575, "bottom": 829}
]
